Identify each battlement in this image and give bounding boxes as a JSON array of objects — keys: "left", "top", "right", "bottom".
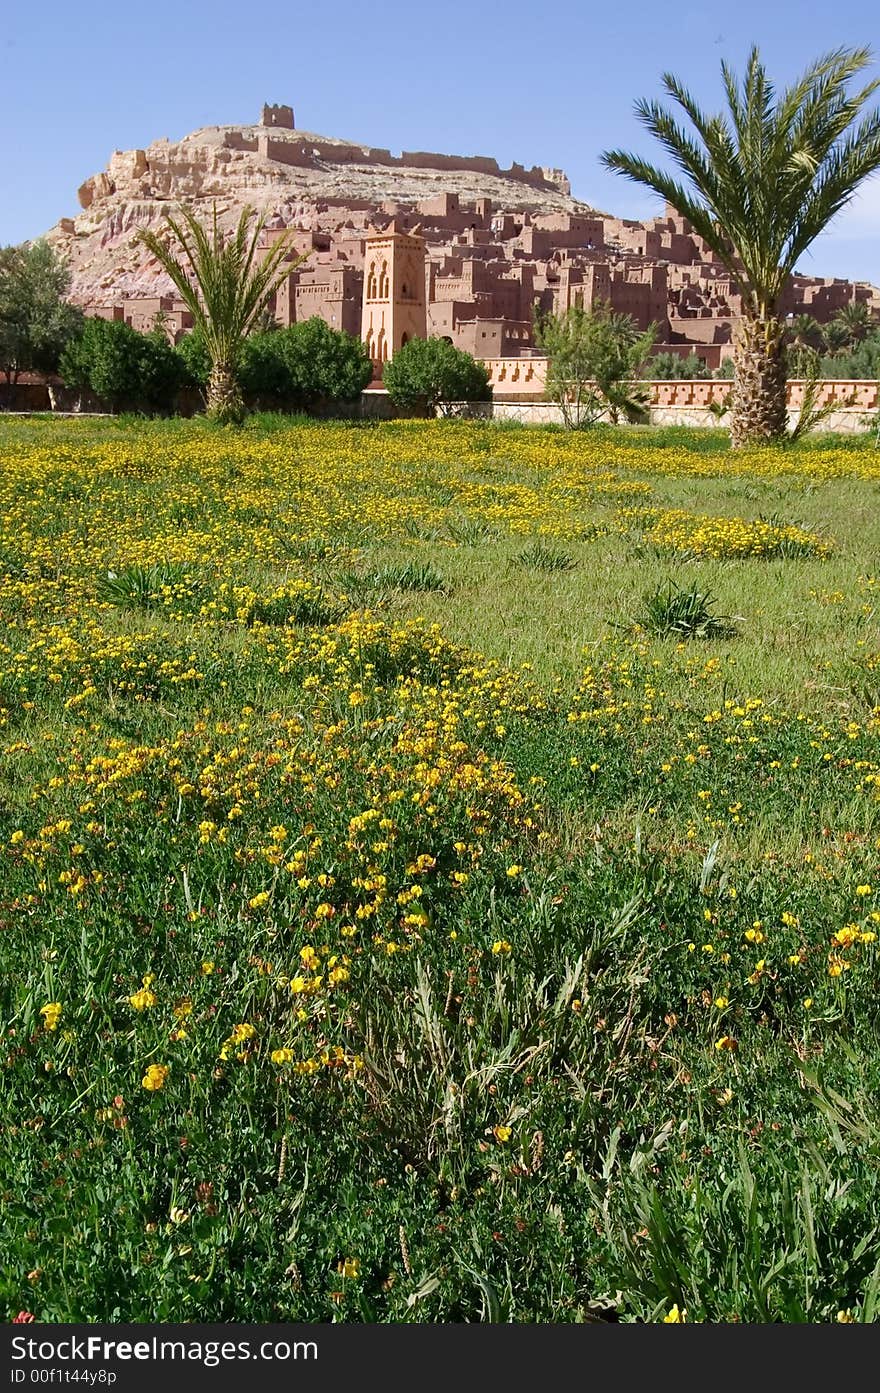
[
  {"left": 541, "top": 168, "right": 571, "bottom": 196},
  {"left": 245, "top": 123, "right": 567, "bottom": 191},
  {"left": 261, "top": 103, "right": 295, "bottom": 129}
]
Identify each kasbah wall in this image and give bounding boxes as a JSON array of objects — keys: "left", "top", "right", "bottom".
[{"left": 88, "top": 105, "right": 880, "bottom": 411}]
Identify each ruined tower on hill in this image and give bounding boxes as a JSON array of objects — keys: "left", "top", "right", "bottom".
[{"left": 261, "top": 103, "right": 295, "bottom": 129}]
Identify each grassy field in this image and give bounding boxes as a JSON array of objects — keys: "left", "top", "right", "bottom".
[{"left": 2, "top": 414, "right": 880, "bottom": 1323}]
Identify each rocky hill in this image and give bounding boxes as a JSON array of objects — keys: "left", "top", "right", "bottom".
[{"left": 45, "top": 111, "right": 589, "bottom": 308}]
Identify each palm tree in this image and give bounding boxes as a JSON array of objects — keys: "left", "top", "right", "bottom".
[
  {"left": 602, "top": 47, "right": 880, "bottom": 446},
  {"left": 139, "top": 206, "right": 304, "bottom": 423},
  {"left": 786, "top": 313, "right": 822, "bottom": 351},
  {"left": 785, "top": 312, "right": 822, "bottom": 378},
  {"left": 835, "top": 300, "right": 873, "bottom": 348},
  {"left": 821, "top": 318, "right": 852, "bottom": 355}
]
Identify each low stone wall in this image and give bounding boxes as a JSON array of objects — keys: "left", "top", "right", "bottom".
[
  {"left": 0, "top": 382, "right": 54, "bottom": 411},
  {"left": 648, "top": 406, "right": 875, "bottom": 434},
  {"left": 359, "top": 391, "right": 427, "bottom": 420},
  {"left": 650, "top": 378, "right": 879, "bottom": 412},
  {"left": 5, "top": 382, "right": 876, "bottom": 434},
  {"left": 483, "top": 363, "right": 880, "bottom": 415},
  {"left": 471, "top": 376, "right": 879, "bottom": 432},
  {"left": 440, "top": 397, "right": 879, "bottom": 433}
]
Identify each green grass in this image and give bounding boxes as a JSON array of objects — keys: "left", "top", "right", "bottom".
[{"left": 1, "top": 415, "right": 880, "bottom": 1323}]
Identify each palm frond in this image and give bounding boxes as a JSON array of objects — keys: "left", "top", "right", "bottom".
[
  {"left": 138, "top": 204, "right": 308, "bottom": 420},
  {"left": 139, "top": 205, "right": 306, "bottom": 369},
  {"left": 602, "top": 45, "right": 880, "bottom": 320}
]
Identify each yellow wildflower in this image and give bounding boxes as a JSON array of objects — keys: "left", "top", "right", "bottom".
[
  {"left": 142, "top": 1064, "right": 169, "bottom": 1091},
  {"left": 39, "top": 1002, "right": 62, "bottom": 1032},
  {"left": 663, "top": 1305, "right": 686, "bottom": 1323},
  {"left": 129, "top": 987, "right": 157, "bottom": 1011}
]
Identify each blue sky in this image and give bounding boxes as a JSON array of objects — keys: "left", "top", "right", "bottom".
[{"left": 2, "top": 0, "right": 879, "bottom": 283}]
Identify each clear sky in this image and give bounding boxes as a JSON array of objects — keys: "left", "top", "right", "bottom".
[{"left": 1, "top": 0, "right": 878, "bottom": 283}]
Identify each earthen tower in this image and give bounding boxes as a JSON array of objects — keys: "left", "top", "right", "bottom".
[{"left": 361, "top": 223, "right": 427, "bottom": 364}]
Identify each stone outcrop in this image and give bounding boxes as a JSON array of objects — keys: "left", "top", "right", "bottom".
[{"left": 46, "top": 116, "right": 583, "bottom": 309}]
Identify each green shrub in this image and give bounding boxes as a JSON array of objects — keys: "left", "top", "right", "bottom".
[
  {"left": 61, "top": 319, "right": 183, "bottom": 412},
  {"left": 175, "top": 326, "right": 211, "bottom": 388},
  {"left": 282, "top": 318, "right": 374, "bottom": 404},
  {"left": 648, "top": 351, "right": 712, "bottom": 380},
  {"left": 177, "top": 320, "right": 372, "bottom": 412},
  {"left": 383, "top": 338, "right": 491, "bottom": 412},
  {"left": 239, "top": 331, "right": 292, "bottom": 403},
  {"left": 533, "top": 301, "right": 655, "bottom": 427},
  {"left": 239, "top": 319, "right": 373, "bottom": 409},
  {"left": 0, "top": 240, "right": 83, "bottom": 384}
]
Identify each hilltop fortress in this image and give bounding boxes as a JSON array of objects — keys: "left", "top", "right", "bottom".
[{"left": 48, "top": 104, "right": 880, "bottom": 378}]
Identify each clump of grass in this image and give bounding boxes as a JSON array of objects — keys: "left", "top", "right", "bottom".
[
  {"left": 446, "top": 516, "right": 498, "bottom": 545},
  {"left": 167, "top": 500, "right": 207, "bottom": 528},
  {"left": 402, "top": 519, "right": 444, "bottom": 542},
  {"left": 96, "top": 562, "right": 202, "bottom": 611},
  {"left": 276, "top": 536, "right": 338, "bottom": 562},
  {"left": 758, "top": 512, "right": 830, "bottom": 558},
  {"left": 635, "top": 579, "right": 738, "bottom": 639},
  {"left": 246, "top": 591, "right": 342, "bottom": 627},
  {"left": 373, "top": 561, "right": 449, "bottom": 592},
  {"left": 420, "top": 482, "right": 458, "bottom": 506},
  {"left": 339, "top": 561, "right": 449, "bottom": 597},
  {"left": 515, "top": 542, "right": 577, "bottom": 573},
  {"left": 596, "top": 1141, "right": 880, "bottom": 1322}
]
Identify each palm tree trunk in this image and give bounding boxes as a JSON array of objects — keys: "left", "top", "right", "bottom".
[
  {"left": 730, "top": 316, "right": 787, "bottom": 447},
  {"left": 206, "top": 361, "right": 244, "bottom": 424}
]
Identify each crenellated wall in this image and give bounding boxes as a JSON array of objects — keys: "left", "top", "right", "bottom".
[
  {"left": 482, "top": 361, "right": 879, "bottom": 412},
  {"left": 238, "top": 135, "right": 567, "bottom": 190},
  {"left": 651, "top": 379, "right": 878, "bottom": 410}
]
